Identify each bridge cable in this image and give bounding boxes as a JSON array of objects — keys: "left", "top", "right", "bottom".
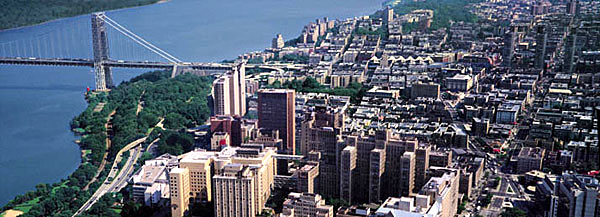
[
  {"left": 101, "top": 15, "right": 181, "bottom": 63},
  {"left": 103, "top": 15, "right": 181, "bottom": 63},
  {"left": 102, "top": 20, "right": 178, "bottom": 63}
]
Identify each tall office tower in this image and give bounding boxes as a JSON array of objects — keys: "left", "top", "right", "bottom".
[
  {"left": 399, "top": 152, "right": 416, "bottom": 197},
  {"left": 564, "top": 30, "right": 577, "bottom": 73},
  {"left": 502, "top": 28, "right": 517, "bottom": 67},
  {"left": 213, "top": 76, "right": 231, "bottom": 116},
  {"left": 535, "top": 25, "right": 548, "bottom": 69},
  {"left": 414, "top": 145, "right": 431, "bottom": 192},
  {"left": 212, "top": 61, "right": 246, "bottom": 116},
  {"left": 301, "top": 105, "right": 345, "bottom": 197},
  {"left": 214, "top": 164, "right": 256, "bottom": 217},
  {"left": 169, "top": 168, "right": 191, "bottom": 217},
  {"left": 281, "top": 193, "right": 334, "bottom": 217},
  {"left": 258, "top": 89, "right": 296, "bottom": 154},
  {"left": 272, "top": 34, "right": 284, "bottom": 49},
  {"left": 340, "top": 146, "right": 357, "bottom": 203}
]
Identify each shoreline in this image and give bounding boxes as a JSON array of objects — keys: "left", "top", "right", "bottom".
[
  {"left": 0, "top": 0, "right": 171, "bottom": 33},
  {"left": 0, "top": 0, "right": 378, "bottom": 211}
]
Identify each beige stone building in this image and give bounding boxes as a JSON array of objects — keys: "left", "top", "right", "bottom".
[
  {"left": 374, "top": 168, "right": 460, "bottom": 217},
  {"left": 281, "top": 192, "right": 334, "bottom": 217},
  {"left": 169, "top": 167, "right": 190, "bottom": 217},
  {"left": 169, "top": 146, "right": 276, "bottom": 217},
  {"left": 214, "top": 164, "right": 256, "bottom": 217}
]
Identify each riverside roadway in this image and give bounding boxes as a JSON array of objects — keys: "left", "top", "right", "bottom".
[{"left": 72, "top": 137, "right": 146, "bottom": 216}]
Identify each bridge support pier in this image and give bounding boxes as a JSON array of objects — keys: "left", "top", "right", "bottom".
[
  {"left": 92, "top": 13, "right": 114, "bottom": 91},
  {"left": 93, "top": 64, "right": 109, "bottom": 91}
]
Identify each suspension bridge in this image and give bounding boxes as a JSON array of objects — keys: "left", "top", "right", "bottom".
[{"left": 0, "top": 12, "right": 236, "bottom": 91}]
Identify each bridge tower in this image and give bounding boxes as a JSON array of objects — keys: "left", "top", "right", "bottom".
[{"left": 91, "top": 12, "right": 114, "bottom": 91}]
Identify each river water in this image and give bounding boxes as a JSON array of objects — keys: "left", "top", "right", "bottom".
[{"left": 0, "top": 0, "right": 382, "bottom": 206}]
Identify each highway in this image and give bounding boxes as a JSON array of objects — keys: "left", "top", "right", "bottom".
[{"left": 72, "top": 144, "right": 143, "bottom": 216}]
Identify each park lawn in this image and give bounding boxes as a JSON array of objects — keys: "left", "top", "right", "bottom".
[
  {"left": 50, "top": 181, "right": 69, "bottom": 195},
  {"left": 13, "top": 197, "right": 40, "bottom": 213},
  {"left": 11, "top": 181, "right": 70, "bottom": 214},
  {"left": 82, "top": 149, "right": 92, "bottom": 161}
]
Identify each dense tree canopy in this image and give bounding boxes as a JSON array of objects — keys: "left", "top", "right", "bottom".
[
  {"left": 0, "top": 0, "right": 159, "bottom": 30},
  {"left": 269, "top": 77, "right": 367, "bottom": 103},
  {"left": 3, "top": 71, "right": 212, "bottom": 216},
  {"left": 392, "top": 0, "right": 481, "bottom": 31}
]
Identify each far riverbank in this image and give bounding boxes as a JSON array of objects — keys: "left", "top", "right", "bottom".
[{"left": 0, "top": 0, "right": 166, "bottom": 31}]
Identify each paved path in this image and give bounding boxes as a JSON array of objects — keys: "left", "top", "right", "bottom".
[{"left": 83, "top": 110, "right": 116, "bottom": 191}]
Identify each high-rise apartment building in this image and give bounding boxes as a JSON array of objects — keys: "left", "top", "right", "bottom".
[
  {"left": 566, "top": 0, "right": 578, "bottom": 15},
  {"left": 340, "top": 146, "right": 357, "bottom": 203},
  {"left": 212, "top": 61, "right": 246, "bottom": 116},
  {"left": 301, "top": 104, "right": 345, "bottom": 198},
  {"left": 399, "top": 152, "right": 415, "bottom": 197},
  {"left": 414, "top": 145, "right": 431, "bottom": 192},
  {"left": 342, "top": 130, "right": 418, "bottom": 203},
  {"left": 213, "top": 76, "right": 231, "bottom": 116},
  {"left": 535, "top": 25, "right": 548, "bottom": 69},
  {"left": 258, "top": 89, "right": 296, "bottom": 154},
  {"left": 272, "top": 34, "right": 284, "bottom": 49},
  {"left": 383, "top": 137, "right": 418, "bottom": 198},
  {"left": 502, "top": 28, "right": 517, "bottom": 67},
  {"left": 564, "top": 30, "right": 577, "bottom": 73},
  {"left": 384, "top": 6, "right": 394, "bottom": 23}
]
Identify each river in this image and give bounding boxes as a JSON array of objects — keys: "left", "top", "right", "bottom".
[{"left": 0, "top": 0, "right": 383, "bottom": 206}]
